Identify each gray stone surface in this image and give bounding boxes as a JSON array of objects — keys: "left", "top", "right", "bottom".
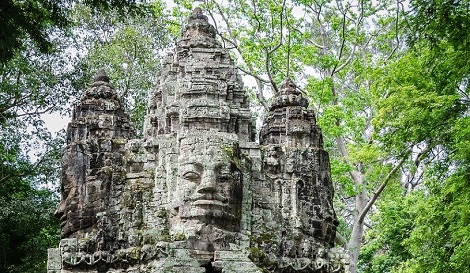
[{"left": 49, "top": 8, "right": 348, "bottom": 273}]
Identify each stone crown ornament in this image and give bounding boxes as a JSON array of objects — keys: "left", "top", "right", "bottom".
[{"left": 48, "top": 8, "right": 348, "bottom": 273}]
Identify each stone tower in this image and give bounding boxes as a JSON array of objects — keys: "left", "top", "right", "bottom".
[{"left": 48, "top": 8, "right": 348, "bottom": 273}]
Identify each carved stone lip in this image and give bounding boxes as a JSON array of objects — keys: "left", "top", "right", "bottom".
[
  {"left": 192, "top": 199, "right": 227, "bottom": 207},
  {"left": 189, "top": 193, "right": 228, "bottom": 204}
]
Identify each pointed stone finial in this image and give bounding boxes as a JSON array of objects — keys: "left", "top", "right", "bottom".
[
  {"left": 280, "top": 78, "right": 299, "bottom": 95},
  {"left": 189, "top": 7, "right": 206, "bottom": 22},
  {"left": 82, "top": 68, "right": 117, "bottom": 100},
  {"left": 182, "top": 7, "right": 216, "bottom": 39},
  {"left": 93, "top": 69, "right": 110, "bottom": 83},
  {"left": 268, "top": 78, "right": 308, "bottom": 111}
]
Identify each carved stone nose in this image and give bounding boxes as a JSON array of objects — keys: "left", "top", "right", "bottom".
[
  {"left": 54, "top": 202, "right": 65, "bottom": 219},
  {"left": 197, "top": 170, "right": 217, "bottom": 193}
]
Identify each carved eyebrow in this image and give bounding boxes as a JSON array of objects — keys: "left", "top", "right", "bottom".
[{"left": 180, "top": 162, "right": 203, "bottom": 171}]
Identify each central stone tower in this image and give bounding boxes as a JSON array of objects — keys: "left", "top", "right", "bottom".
[{"left": 48, "top": 8, "right": 348, "bottom": 273}]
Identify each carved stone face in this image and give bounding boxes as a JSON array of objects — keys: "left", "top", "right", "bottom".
[
  {"left": 170, "top": 138, "right": 243, "bottom": 232},
  {"left": 55, "top": 144, "right": 99, "bottom": 238}
]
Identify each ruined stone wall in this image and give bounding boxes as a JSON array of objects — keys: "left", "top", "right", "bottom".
[{"left": 48, "top": 8, "right": 348, "bottom": 273}]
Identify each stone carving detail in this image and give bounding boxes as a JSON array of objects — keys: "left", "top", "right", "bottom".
[{"left": 49, "top": 8, "right": 348, "bottom": 273}]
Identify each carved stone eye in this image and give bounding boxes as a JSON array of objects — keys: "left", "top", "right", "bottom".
[
  {"left": 218, "top": 172, "right": 233, "bottom": 181},
  {"left": 183, "top": 171, "right": 200, "bottom": 180},
  {"left": 217, "top": 164, "right": 234, "bottom": 181}
]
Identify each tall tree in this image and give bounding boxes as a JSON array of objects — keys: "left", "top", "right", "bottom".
[
  {"left": 0, "top": 37, "right": 73, "bottom": 272},
  {"left": 358, "top": 181, "right": 416, "bottom": 273},
  {"left": 0, "top": 143, "right": 60, "bottom": 273},
  {"left": 358, "top": 1, "right": 470, "bottom": 272}
]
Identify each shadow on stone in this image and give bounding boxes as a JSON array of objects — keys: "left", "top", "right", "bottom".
[{"left": 201, "top": 262, "right": 222, "bottom": 273}]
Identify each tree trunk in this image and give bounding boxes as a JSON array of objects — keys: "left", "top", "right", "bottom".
[
  {"left": 336, "top": 135, "right": 367, "bottom": 273},
  {"left": 347, "top": 188, "right": 367, "bottom": 273}
]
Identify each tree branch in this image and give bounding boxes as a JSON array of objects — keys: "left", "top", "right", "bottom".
[
  {"left": 332, "top": 0, "right": 363, "bottom": 75},
  {"left": 357, "top": 151, "right": 410, "bottom": 223},
  {"left": 386, "top": 0, "right": 401, "bottom": 61},
  {"left": 16, "top": 105, "right": 55, "bottom": 117},
  {"left": 237, "top": 66, "right": 270, "bottom": 109},
  {"left": 237, "top": 66, "right": 268, "bottom": 84},
  {"left": 265, "top": 0, "right": 287, "bottom": 94}
]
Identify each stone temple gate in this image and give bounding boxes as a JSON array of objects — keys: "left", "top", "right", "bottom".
[{"left": 48, "top": 8, "right": 348, "bottom": 273}]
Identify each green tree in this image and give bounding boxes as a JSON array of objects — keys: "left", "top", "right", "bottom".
[
  {"left": 397, "top": 169, "right": 470, "bottom": 273},
  {"left": 358, "top": 182, "right": 417, "bottom": 273},
  {"left": 358, "top": 1, "right": 470, "bottom": 270},
  {"left": 0, "top": 0, "right": 67, "bottom": 63},
  {"left": 0, "top": 117, "right": 62, "bottom": 273},
  {"left": 0, "top": 0, "right": 145, "bottom": 64}
]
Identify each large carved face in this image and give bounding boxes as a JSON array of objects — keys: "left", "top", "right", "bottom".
[
  {"left": 55, "top": 144, "right": 100, "bottom": 238},
  {"left": 169, "top": 137, "right": 243, "bottom": 232}
]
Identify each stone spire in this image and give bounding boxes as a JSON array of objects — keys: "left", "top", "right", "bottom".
[
  {"left": 260, "top": 78, "right": 321, "bottom": 147},
  {"left": 93, "top": 68, "right": 110, "bottom": 83},
  {"left": 80, "top": 69, "right": 118, "bottom": 102},
  {"left": 269, "top": 78, "right": 309, "bottom": 110},
  {"left": 256, "top": 79, "right": 338, "bottom": 263},
  {"left": 70, "top": 70, "right": 132, "bottom": 142},
  {"left": 144, "top": 8, "right": 254, "bottom": 141},
  {"left": 182, "top": 7, "right": 217, "bottom": 39},
  {"left": 55, "top": 69, "right": 132, "bottom": 246}
]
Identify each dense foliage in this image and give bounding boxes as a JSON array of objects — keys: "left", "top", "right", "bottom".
[
  {"left": 0, "top": 117, "right": 62, "bottom": 272},
  {"left": 359, "top": 1, "right": 470, "bottom": 272},
  {"left": 0, "top": 0, "right": 145, "bottom": 64}
]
